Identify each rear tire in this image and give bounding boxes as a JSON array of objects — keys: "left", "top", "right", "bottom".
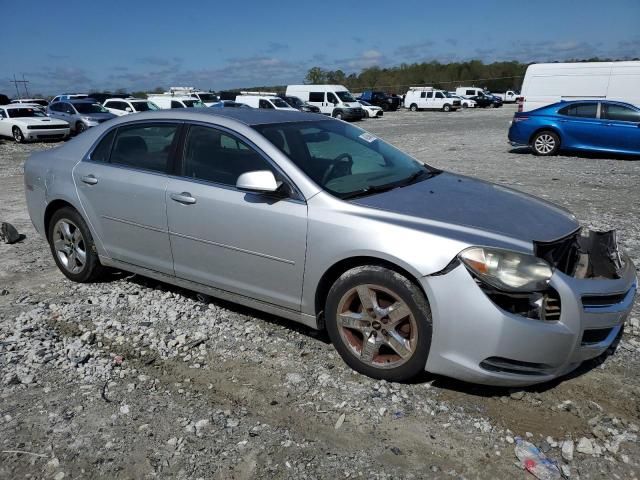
[
  {"left": 12, "top": 127, "right": 24, "bottom": 143},
  {"left": 48, "top": 207, "right": 105, "bottom": 282},
  {"left": 410, "top": 104, "right": 418, "bottom": 112},
  {"left": 325, "top": 266, "right": 433, "bottom": 382},
  {"left": 531, "top": 130, "right": 560, "bottom": 156}
]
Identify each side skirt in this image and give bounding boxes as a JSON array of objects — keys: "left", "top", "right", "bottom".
[{"left": 99, "top": 256, "right": 321, "bottom": 330}]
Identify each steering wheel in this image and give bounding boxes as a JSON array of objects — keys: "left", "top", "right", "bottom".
[{"left": 321, "top": 153, "right": 353, "bottom": 185}]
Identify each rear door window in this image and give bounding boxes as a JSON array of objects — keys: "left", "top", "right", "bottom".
[
  {"left": 90, "top": 129, "right": 117, "bottom": 162},
  {"left": 602, "top": 104, "right": 640, "bottom": 122},
  {"left": 110, "top": 123, "right": 179, "bottom": 173},
  {"left": 558, "top": 103, "right": 598, "bottom": 118}
]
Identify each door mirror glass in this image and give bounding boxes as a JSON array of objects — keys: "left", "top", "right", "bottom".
[
  {"left": 236, "top": 170, "right": 280, "bottom": 193},
  {"left": 125, "top": 106, "right": 133, "bottom": 112}
]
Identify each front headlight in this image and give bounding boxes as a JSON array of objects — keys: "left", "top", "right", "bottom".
[{"left": 459, "top": 247, "right": 553, "bottom": 292}]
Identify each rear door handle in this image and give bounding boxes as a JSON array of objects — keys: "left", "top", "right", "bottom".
[
  {"left": 81, "top": 174, "right": 98, "bottom": 185},
  {"left": 170, "top": 192, "right": 196, "bottom": 205}
]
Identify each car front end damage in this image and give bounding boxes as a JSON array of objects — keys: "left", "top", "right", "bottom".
[{"left": 421, "top": 229, "right": 637, "bottom": 386}]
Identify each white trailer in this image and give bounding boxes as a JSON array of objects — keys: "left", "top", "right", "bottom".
[{"left": 519, "top": 61, "right": 640, "bottom": 112}]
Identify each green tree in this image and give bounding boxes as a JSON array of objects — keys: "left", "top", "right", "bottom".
[{"left": 305, "top": 67, "right": 327, "bottom": 84}]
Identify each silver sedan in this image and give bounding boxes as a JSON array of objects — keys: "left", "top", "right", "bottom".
[{"left": 24, "top": 109, "right": 637, "bottom": 386}]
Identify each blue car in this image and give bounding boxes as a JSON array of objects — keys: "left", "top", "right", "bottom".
[{"left": 508, "top": 100, "right": 640, "bottom": 157}]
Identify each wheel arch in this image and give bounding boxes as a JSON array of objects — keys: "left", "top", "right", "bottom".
[
  {"left": 43, "top": 199, "right": 79, "bottom": 240},
  {"left": 313, "top": 255, "right": 429, "bottom": 324},
  {"left": 528, "top": 126, "right": 562, "bottom": 146}
]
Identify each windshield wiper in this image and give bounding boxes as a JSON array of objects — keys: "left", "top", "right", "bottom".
[{"left": 340, "top": 183, "right": 400, "bottom": 200}]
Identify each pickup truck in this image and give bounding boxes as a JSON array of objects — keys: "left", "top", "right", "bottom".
[
  {"left": 357, "top": 90, "right": 400, "bottom": 111},
  {"left": 493, "top": 90, "right": 520, "bottom": 103}
]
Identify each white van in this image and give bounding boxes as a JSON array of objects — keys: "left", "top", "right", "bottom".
[
  {"left": 455, "top": 87, "right": 485, "bottom": 98},
  {"left": 285, "top": 85, "right": 364, "bottom": 120},
  {"left": 404, "top": 87, "right": 461, "bottom": 111},
  {"left": 234, "top": 93, "right": 297, "bottom": 111},
  {"left": 146, "top": 94, "right": 206, "bottom": 109},
  {"left": 519, "top": 61, "right": 640, "bottom": 112},
  {"left": 167, "top": 87, "right": 219, "bottom": 106}
]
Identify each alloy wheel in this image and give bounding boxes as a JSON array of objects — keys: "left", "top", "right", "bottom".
[
  {"left": 52, "top": 219, "right": 87, "bottom": 274},
  {"left": 336, "top": 284, "right": 418, "bottom": 369},
  {"left": 13, "top": 128, "right": 24, "bottom": 143},
  {"left": 534, "top": 134, "right": 556, "bottom": 154}
]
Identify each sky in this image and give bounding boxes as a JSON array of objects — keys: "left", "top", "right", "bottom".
[{"left": 1, "top": 0, "right": 639, "bottom": 96}]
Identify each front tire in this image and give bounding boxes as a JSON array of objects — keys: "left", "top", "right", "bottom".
[
  {"left": 333, "top": 111, "right": 343, "bottom": 120},
  {"left": 48, "top": 207, "right": 105, "bottom": 282},
  {"left": 531, "top": 130, "right": 560, "bottom": 156},
  {"left": 75, "top": 122, "right": 86, "bottom": 134},
  {"left": 12, "top": 127, "right": 25, "bottom": 143},
  {"left": 325, "top": 266, "right": 433, "bottom": 382},
  {"left": 442, "top": 104, "right": 451, "bottom": 112}
]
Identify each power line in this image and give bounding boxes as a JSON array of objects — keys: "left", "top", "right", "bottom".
[{"left": 10, "top": 74, "right": 30, "bottom": 99}]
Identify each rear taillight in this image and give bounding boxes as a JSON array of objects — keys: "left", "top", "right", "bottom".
[{"left": 513, "top": 116, "right": 529, "bottom": 123}]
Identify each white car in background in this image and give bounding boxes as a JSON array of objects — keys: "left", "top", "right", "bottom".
[
  {"left": 446, "top": 92, "right": 476, "bottom": 108},
  {"left": 357, "top": 100, "right": 383, "bottom": 118},
  {"left": 103, "top": 98, "right": 160, "bottom": 116},
  {"left": 0, "top": 104, "right": 70, "bottom": 143}
]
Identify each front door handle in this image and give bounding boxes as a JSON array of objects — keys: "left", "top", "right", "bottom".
[
  {"left": 81, "top": 174, "right": 98, "bottom": 185},
  {"left": 170, "top": 192, "right": 196, "bottom": 205}
]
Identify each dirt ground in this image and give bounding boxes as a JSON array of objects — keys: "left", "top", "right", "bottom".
[{"left": 1, "top": 106, "right": 639, "bottom": 480}]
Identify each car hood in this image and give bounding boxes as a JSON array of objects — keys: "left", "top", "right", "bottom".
[
  {"left": 350, "top": 172, "right": 579, "bottom": 243},
  {"left": 82, "top": 112, "right": 117, "bottom": 120},
  {"left": 10, "top": 117, "right": 69, "bottom": 126}
]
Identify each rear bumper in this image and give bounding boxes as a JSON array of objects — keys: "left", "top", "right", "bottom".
[{"left": 421, "top": 258, "right": 637, "bottom": 386}]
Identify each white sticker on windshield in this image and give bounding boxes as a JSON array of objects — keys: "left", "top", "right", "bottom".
[{"left": 359, "top": 132, "right": 377, "bottom": 143}]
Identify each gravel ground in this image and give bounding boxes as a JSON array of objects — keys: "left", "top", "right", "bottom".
[{"left": 1, "top": 106, "right": 639, "bottom": 480}]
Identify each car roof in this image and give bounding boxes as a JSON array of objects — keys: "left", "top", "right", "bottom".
[
  {"left": 105, "top": 108, "right": 330, "bottom": 126},
  {"left": 554, "top": 99, "right": 638, "bottom": 108}
]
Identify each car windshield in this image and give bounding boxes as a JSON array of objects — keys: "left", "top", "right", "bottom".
[
  {"left": 183, "top": 100, "right": 206, "bottom": 108},
  {"left": 8, "top": 108, "right": 47, "bottom": 118},
  {"left": 272, "top": 98, "right": 291, "bottom": 108},
  {"left": 74, "top": 103, "right": 108, "bottom": 114},
  {"left": 132, "top": 101, "right": 159, "bottom": 111},
  {"left": 336, "top": 91, "right": 357, "bottom": 102},
  {"left": 197, "top": 93, "right": 218, "bottom": 102},
  {"left": 286, "top": 97, "right": 302, "bottom": 107},
  {"left": 254, "top": 120, "right": 438, "bottom": 199}
]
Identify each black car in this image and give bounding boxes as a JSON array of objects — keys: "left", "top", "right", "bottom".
[
  {"left": 470, "top": 94, "right": 503, "bottom": 108},
  {"left": 279, "top": 95, "right": 321, "bottom": 113}
]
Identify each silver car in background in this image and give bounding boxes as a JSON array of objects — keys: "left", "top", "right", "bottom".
[
  {"left": 47, "top": 99, "right": 117, "bottom": 134},
  {"left": 24, "top": 109, "right": 637, "bottom": 386}
]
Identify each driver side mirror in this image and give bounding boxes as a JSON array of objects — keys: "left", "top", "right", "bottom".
[
  {"left": 236, "top": 170, "right": 281, "bottom": 193},
  {"left": 125, "top": 107, "right": 133, "bottom": 112}
]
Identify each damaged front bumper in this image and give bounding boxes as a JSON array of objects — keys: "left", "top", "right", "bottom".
[{"left": 420, "top": 229, "right": 638, "bottom": 386}]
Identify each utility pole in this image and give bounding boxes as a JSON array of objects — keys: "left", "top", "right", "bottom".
[{"left": 10, "top": 74, "right": 30, "bottom": 99}]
